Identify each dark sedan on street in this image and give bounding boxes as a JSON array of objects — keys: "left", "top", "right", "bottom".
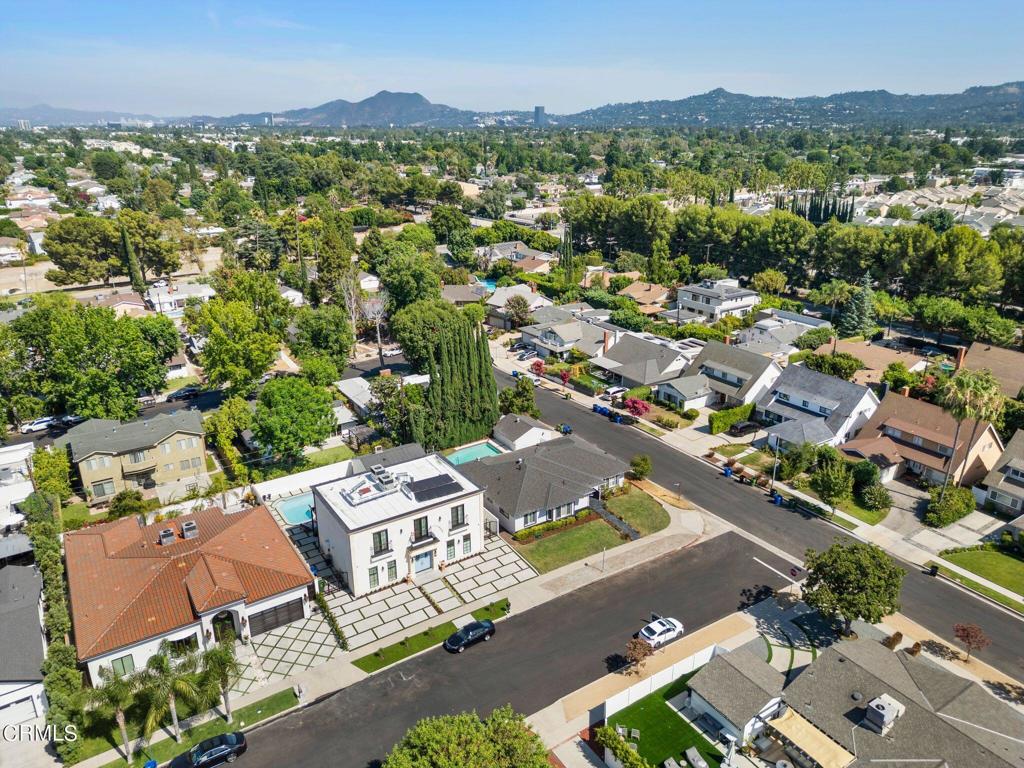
[
  {"left": 179, "top": 732, "right": 247, "bottom": 767},
  {"left": 443, "top": 620, "right": 495, "bottom": 653}
]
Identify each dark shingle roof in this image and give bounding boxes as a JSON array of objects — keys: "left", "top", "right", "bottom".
[
  {"left": 0, "top": 565, "right": 44, "bottom": 681},
  {"left": 458, "top": 436, "right": 627, "bottom": 517},
  {"left": 758, "top": 364, "right": 875, "bottom": 438},
  {"left": 688, "top": 648, "right": 784, "bottom": 728},
  {"left": 55, "top": 411, "right": 205, "bottom": 461},
  {"left": 683, "top": 341, "right": 777, "bottom": 399},
  {"left": 493, "top": 414, "right": 550, "bottom": 445}
]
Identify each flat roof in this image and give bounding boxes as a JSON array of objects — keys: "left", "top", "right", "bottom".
[{"left": 313, "top": 454, "right": 480, "bottom": 531}]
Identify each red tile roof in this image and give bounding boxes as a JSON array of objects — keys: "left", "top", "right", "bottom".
[{"left": 65, "top": 506, "right": 313, "bottom": 661}]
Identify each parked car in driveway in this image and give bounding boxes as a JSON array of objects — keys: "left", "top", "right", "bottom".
[
  {"left": 517, "top": 349, "right": 538, "bottom": 361},
  {"left": 727, "top": 420, "right": 760, "bottom": 437},
  {"left": 444, "top": 620, "right": 495, "bottom": 653},
  {"left": 382, "top": 347, "right": 403, "bottom": 358},
  {"left": 59, "top": 414, "right": 85, "bottom": 427},
  {"left": 601, "top": 386, "right": 627, "bottom": 401},
  {"left": 509, "top": 342, "right": 528, "bottom": 352},
  {"left": 638, "top": 617, "right": 684, "bottom": 648},
  {"left": 20, "top": 417, "right": 55, "bottom": 434},
  {"left": 181, "top": 732, "right": 246, "bottom": 766}
]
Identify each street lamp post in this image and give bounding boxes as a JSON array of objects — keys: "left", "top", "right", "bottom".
[{"left": 769, "top": 446, "right": 780, "bottom": 495}]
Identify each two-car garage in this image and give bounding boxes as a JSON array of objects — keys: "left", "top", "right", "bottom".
[{"left": 246, "top": 597, "right": 306, "bottom": 637}]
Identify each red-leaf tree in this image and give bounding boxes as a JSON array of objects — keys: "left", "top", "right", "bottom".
[
  {"left": 530, "top": 359, "right": 545, "bottom": 376},
  {"left": 559, "top": 369, "right": 571, "bottom": 386},
  {"left": 624, "top": 397, "right": 651, "bottom": 418},
  {"left": 953, "top": 623, "right": 990, "bottom": 661}
]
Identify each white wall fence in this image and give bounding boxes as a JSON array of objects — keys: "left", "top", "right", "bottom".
[
  {"left": 253, "top": 459, "right": 357, "bottom": 504},
  {"left": 590, "top": 643, "right": 723, "bottom": 725}
]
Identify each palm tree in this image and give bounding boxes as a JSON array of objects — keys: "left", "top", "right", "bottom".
[
  {"left": 808, "top": 279, "right": 855, "bottom": 324},
  {"left": 954, "top": 370, "right": 1005, "bottom": 486},
  {"left": 938, "top": 370, "right": 1003, "bottom": 500},
  {"left": 87, "top": 666, "right": 140, "bottom": 762},
  {"left": 200, "top": 636, "right": 244, "bottom": 724},
  {"left": 140, "top": 641, "right": 202, "bottom": 743}
]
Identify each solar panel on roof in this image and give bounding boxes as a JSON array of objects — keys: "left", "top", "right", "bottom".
[
  {"left": 406, "top": 473, "right": 454, "bottom": 493},
  {"left": 411, "top": 480, "right": 463, "bottom": 502}
]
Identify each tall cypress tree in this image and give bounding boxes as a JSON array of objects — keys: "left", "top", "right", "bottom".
[
  {"left": 837, "top": 272, "right": 876, "bottom": 339},
  {"left": 121, "top": 223, "right": 145, "bottom": 294}
]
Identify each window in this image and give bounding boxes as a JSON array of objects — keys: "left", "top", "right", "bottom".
[
  {"left": 372, "top": 530, "right": 389, "bottom": 555},
  {"left": 164, "top": 463, "right": 173, "bottom": 472},
  {"left": 523, "top": 511, "right": 538, "bottom": 527},
  {"left": 463, "top": 535, "right": 471, "bottom": 554},
  {"left": 177, "top": 439, "right": 187, "bottom": 450},
  {"left": 191, "top": 457, "right": 202, "bottom": 468},
  {"left": 368, "top": 567, "right": 379, "bottom": 590},
  {"left": 447, "top": 539, "right": 456, "bottom": 560},
  {"left": 102, "top": 456, "right": 111, "bottom": 468},
  {"left": 91, "top": 479, "right": 115, "bottom": 498},
  {"left": 1010, "top": 467, "right": 1024, "bottom": 481},
  {"left": 387, "top": 560, "right": 397, "bottom": 581},
  {"left": 169, "top": 635, "right": 199, "bottom": 657},
  {"left": 937, "top": 444, "right": 953, "bottom": 457},
  {"left": 450, "top": 505, "right": 465, "bottom": 527},
  {"left": 111, "top": 654, "right": 135, "bottom": 677},
  {"left": 912, "top": 436, "right": 923, "bottom": 447},
  {"left": 179, "top": 459, "right": 191, "bottom": 470},
  {"left": 162, "top": 443, "right": 172, "bottom": 455},
  {"left": 413, "top": 516, "right": 429, "bottom": 541}
]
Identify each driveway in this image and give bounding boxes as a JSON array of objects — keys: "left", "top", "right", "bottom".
[{"left": 880, "top": 479, "right": 929, "bottom": 536}]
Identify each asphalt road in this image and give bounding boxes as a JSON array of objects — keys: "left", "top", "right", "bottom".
[
  {"left": 245, "top": 532, "right": 790, "bottom": 768},
  {"left": 514, "top": 374, "right": 1024, "bottom": 678}
]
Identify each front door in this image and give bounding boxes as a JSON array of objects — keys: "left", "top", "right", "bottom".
[
  {"left": 212, "top": 611, "right": 235, "bottom": 643},
  {"left": 413, "top": 550, "right": 433, "bottom": 574}
]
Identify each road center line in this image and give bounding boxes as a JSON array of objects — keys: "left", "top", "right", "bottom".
[{"left": 752, "top": 556, "right": 796, "bottom": 585}]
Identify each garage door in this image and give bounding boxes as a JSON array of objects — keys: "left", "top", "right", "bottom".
[
  {"left": 247, "top": 599, "right": 304, "bottom": 636},
  {"left": 0, "top": 696, "right": 38, "bottom": 727}
]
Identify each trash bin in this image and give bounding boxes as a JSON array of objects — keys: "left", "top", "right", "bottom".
[
  {"left": 929, "top": 564, "right": 939, "bottom": 577},
  {"left": 144, "top": 761, "right": 158, "bottom": 768},
  {"left": 773, "top": 493, "right": 783, "bottom": 505},
  {"left": 723, "top": 467, "right": 733, "bottom": 478}
]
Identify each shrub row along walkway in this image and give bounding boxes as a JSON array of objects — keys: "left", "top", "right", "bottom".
[{"left": 590, "top": 497, "right": 640, "bottom": 541}]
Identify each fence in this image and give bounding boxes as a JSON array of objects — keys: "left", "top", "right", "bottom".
[{"left": 591, "top": 643, "right": 722, "bottom": 725}]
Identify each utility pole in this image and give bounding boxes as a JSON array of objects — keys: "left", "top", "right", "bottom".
[{"left": 703, "top": 243, "right": 712, "bottom": 264}]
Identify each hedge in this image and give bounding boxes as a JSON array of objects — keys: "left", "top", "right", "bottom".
[
  {"left": 315, "top": 579, "right": 348, "bottom": 651},
  {"left": 594, "top": 726, "right": 654, "bottom": 768},
  {"left": 708, "top": 402, "right": 755, "bottom": 434},
  {"left": 924, "top": 485, "right": 976, "bottom": 527},
  {"left": 512, "top": 510, "right": 591, "bottom": 541},
  {"left": 569, "top": 376, "right": 604, "bottom": 396}
]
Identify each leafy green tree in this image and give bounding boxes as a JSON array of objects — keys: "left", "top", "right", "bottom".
[
  {"left": 380, "top": 251, "right": 442, "bottom": 311},
  {"left": 211, "top": 267, "right": 294, "bottom": 340},
  {"left": 498, "top": 376, "right": 540, "bottom": 418},
  {"left": 836, "top": 272, "right": 875, "bottom": 338},
  {"left": 808, "top": 279, "right": 855, "bottom": 323},
  {"left": 292, "top": 305, "right": 354, "bottom": 369},
  {"left": 32, "top": 447, "right": 72, "bottom": 503},
  {"left": 752, "top": 268, "right": 787, "bottom": 296},
  {"left": 252, "top": 376, "right": 335, "bottom": 463},
  {"left": 502, "top": 294, "right": 533, "bottom": 329},
  {"left": 920, "top": 208, "right": 955, "bottom": 234},
  {"left": 881, "top": 362, "right": 916, "bottom": 392},
  {"left": 910, "top": 295, "right": 965, "bottom": 346},
  {"left": 428, "top": 204, "right": 471, "bottom": 244},
  {"left": 298, "top": 354, "right": 340, "bottom": 388},
  {"left": 802, "top": 541, "right": 904, "bottom": 635},
  {"left": 120, "top": 224, "right": 145, "bottom": 294},
  {"left": 140, "top": 641, "right": 202, "bottom": 743},
  {"left": 189, "top": 300, "right": 278, "bottom": 396},
  {"left": 383, "top": 706, "right": 548, "bottom": 768},
  {"left": 930, "top": 226, "right": 1003, "bottom": 303},
  {"left": 391, "top": 300, "right": 464, "bottom": 372},
  {"left": 135, "top": 314, "right": 180, "bottom": 364},
  {"left": 937, "top": 369, "right": 1003, "bottom": 498},
  {"left": 873, "top": 292, "right": 909, "bottom": 338},
  {"left": 108, "top": 489, "right": 148, "bottom": 520},
  {"left": 629, "top": 454, "right": 652, "bottom": 480},
  {"left": 810, "top": 461, "right": 853, "bottom": 518},
  {"left": 609, "top": 306, "right": 648, "bottom": 332},
  {"left": 118, "top": 209, "right": 180, "bottom": 279},
  {"left": 803, "top": 352, "right": 864, "bottom": 381},
  {"left": 44, "top": 216, "right": 121, "bottom": 285},
  {"left": 8, "top": 394, "right": 44, "bottom": 427},
  {"left": 792, "top": 326, "right": 833, "bottom": 351}
]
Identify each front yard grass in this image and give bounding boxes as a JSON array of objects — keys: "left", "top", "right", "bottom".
[
  {"left": 604, "top": 489, "right": 670, "bottom": 537},
  {"left": 800, "top": 486, "right": 888, "bottom": 525},
  {"left": 737, "top": 449, "right": 775, "bottom": 472},
  {"left": 634, "top": 421, "right": 666, "bottom": 437},
  {"left": 352, "top": 622, "right": 458, "bottom": 673},
  {"left": 930, "top": 562, "right": 1024, "bottom": 614},
  {"left": 472, "top": 598, "right": 510, "bottom": 622},
  {"left": 942, "top": 549, "right": 1024, "bottom": 597},
  {"left": 161, "top": 375, "right": 201, "bottom": 395},
  {"left": 712, "top": 443, "right": 749, "bottom": 458},
  {"left": 607, "top": 673, "right": 720, "bottom": 768},
  {"left": 510, "top": 518, "right": 625, "bottom": 573},
  {"left": 99, "top": 689, "right": 298, "bottom": 768}
]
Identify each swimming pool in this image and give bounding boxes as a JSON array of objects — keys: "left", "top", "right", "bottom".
[
  {"left": 277, "top": 492, "right": 314, "bottom": 525},
  {"left": 446, "top": 442, "right": 502, "bottom": 465},
  {"left": 478, "top": 279, "right": 497, "bottom": 293}
]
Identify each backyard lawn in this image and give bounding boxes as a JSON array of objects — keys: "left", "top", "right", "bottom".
[
  {"left": 942, "top": 549, "right": 1024, "bottom": 596},
  {"left": 60, "top": 502, "right": 104, "bottom": 530},
  {"left": 304, "top": 444, "right": 355, "bottom": 468},
  {"left": 511, "top": 518, "right": 624, "bottom": 573},
  {"left": 607, "top": 674, "right": 721, "bottom": 768},
  {"left": 605, "top": 489, "right": 670, "bottom": 536}
]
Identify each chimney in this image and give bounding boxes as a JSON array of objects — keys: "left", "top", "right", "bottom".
[
  {"left": 899, "top": 386, "right": 910, "bottom": 397},
  {"left": 603, "top": 330, "right": 611, "bottom": 354},
  {"left": 955, "top": 346, "right": 967, "bottom": 370}
]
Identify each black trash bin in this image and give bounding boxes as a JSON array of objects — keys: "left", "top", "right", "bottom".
[{"left": 929, "top": 564, "right": 939, "bottom": 577}]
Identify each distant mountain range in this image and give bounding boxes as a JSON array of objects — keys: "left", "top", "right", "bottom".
[{"left": 2, "top": 82, "right": 1022, "bottom": 129}]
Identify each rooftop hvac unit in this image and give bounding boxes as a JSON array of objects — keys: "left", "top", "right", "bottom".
[
  {"left": 158, "top": 528, "right": 176, "bottom": 546},
  {"left": 181, "top": 520, "right": 199, "bottom": 539},
  {"left": 864, "top": 694, "right": 905, "bottom": 734}
]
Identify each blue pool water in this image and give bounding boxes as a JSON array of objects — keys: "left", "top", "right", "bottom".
[
  {"left": 278, "top": 492, "right": 314, "bottom": 525},
  {"left": 447, "top": 442, "right": 502, "bottom": 465},
  {"left": 478, "top": 279, "right": 497, "bottom": 293}
]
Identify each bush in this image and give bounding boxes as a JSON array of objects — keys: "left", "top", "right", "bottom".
[
  {"left": 682, "top": 408, "right": 700, "bottom": 420},
  {"left": 512, "top": 510, "right": 590, "bottom": 541},
  {"left": 707, "top": 402, "right": 755, "bottom": 434},
  {"left": 108, "top": 489, "right": 148, "bottom": 519},
  {"left": 569, "top": 376, "right": 603, "bottom": 396},
  {"left": 924, "top": 485, "right": 976, "bottom": 527},
  {"left": 594, "top": 726, "right": 653, "bottom": 768},
  {"left": 654, "top": 415, "right": 679, "bottom": 429},
  {"left": 624, "top": 385, "right": 652, "bottom": 401},
  {"left": 315, "top": 582, "right": 348, "bottom": 651},
  {"left": 630, "top": 454, "right": 652, "bottom": 480},
  {"left": 859, "top": 483, "right": 892, "bottom": 512},
  {"left": 852, "top": 459, "right": 880, "bottom": 493}
]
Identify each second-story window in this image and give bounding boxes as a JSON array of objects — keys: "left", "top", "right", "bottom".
[
  {"left": 129, "top": 450, "right": 146, "bottom": 464},
  {"left": 450, "top": 505, "right": 465, "bottom": 527},
  {"left": 372, "top": 530, "right": 389, "bottom": 555},
  {"left": 413, "top": 516, "right": 429, "bottom": 540}
]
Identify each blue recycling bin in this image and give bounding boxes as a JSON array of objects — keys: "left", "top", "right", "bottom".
[
  {"left": 773, "top": 493, "right": 783, "bottom": 505},
  {"left": 723, "top": 467, "right": 733, "bottom": 477},
  {"left": 592, "top": 404, "right": 601, "bottom": 413},
  {"left": 143, "top": 761, "right": 158, "bottom": 768}
]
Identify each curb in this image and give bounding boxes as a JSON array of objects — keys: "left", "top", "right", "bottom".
[{"left": 930, "top": 566, "right": 1024, "bottom": 620}]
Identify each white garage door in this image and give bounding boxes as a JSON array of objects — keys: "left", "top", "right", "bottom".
[{"left": 0, "top": 696, "right": 38, "bottom": 727}]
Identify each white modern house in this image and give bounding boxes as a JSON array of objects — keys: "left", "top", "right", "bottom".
[
  {"left": 145, "top": 283, "right": 216, "bottom": 318},
  {"left": 674, "top": 278, "right": 760, "bottom": 322},
  {"left": 314, "top": 454, "right": 485, "bottom": 596}
]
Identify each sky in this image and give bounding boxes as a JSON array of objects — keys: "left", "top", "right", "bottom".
[{"left": 2, "top": 0, "right": 1022, "bottom": 117}]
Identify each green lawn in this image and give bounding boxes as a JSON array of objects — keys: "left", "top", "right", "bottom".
[
  {"left": 801, "top": 487, "right": 888, "bottom": 525},
  {"left": 942, "top": 550, "right": 1024, "bottom": 597},
  {"left": 511, "top": 518, "right": 624, "bottom": 573},
  {"left": 712, "top": 443, "right": 749, "bottom": 458},
  {"left": 303, "top": 444, "right": 355, "bottom": 468},
  {"left": 99, "top": 689, "right": 298, "bottom": 768},
  {"left": 930, "top": 562, "right": 1024, "bottom": 614},
  {"left": 61, "top": 502, "right": 106, "bottom": 531},
  {"left": 472, "top": 598, "right": 510, "bottom": 622},
  {"left": 352, "top": 622, "right": 458, "bottom": 673},
  {"left": 161, "top": 375, "right": 201, "bottom": 395},
  {"left": 634, "top": 422, "right": 666, "bottom": 437},
  {"left": 608, "top": 674, "right": 721, "bottom": 768},
  {"left": 604, "top": 489, "right": 670, "bottom": 537},
  {"left": 737, "top": 449, "right": 775, "bottom": 472},
  {"left": 205, "top": 453, "right": 217, "bottom": 472}
]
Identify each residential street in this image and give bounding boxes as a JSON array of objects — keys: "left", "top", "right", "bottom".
[
  {"left": 244, "top": 532, "right": 791, "bottom": 768},
  {"left": 512, "top": 373, "right": 1024, "bottom": 678}
]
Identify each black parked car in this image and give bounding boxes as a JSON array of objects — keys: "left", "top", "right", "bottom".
[
  {"left": 727, "top": 420, "right": 760, "bottom": 437},
  {"left": 168, "top": 385, "right": 201, "bottom": 402},
  {"left": 182, "top": 732, "right": 247, "bottom": 767},
  {"left": 444, "top": 620, "right": 495, "bottom": 653}
]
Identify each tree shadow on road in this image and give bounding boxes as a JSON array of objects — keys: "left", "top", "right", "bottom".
[
  {"left": 738, "top": 583, "right": 775, "bottom": 610},
  {"left": 605, "top": 652, "right": 628, "bottom": 673},
  {"left": 985, "top": 679, "right": 1024, "bottom": 705}
]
